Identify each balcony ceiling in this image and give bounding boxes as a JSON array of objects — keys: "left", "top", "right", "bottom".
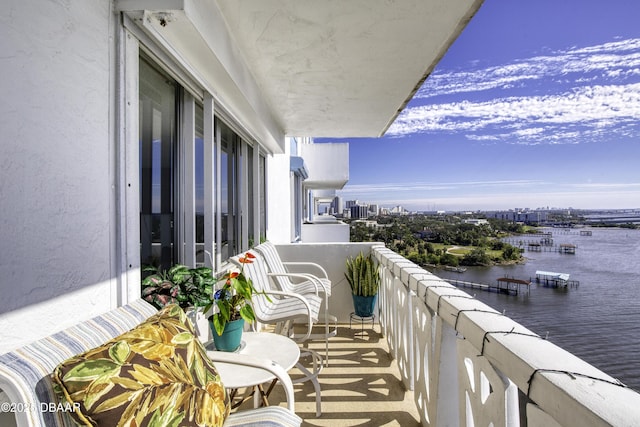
[{"left": 215, "top": 0, "right": 483, "bottom": 138}]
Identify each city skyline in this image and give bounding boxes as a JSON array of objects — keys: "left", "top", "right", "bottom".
[
  {"left": 334, "top": 195, "right": 637, "bottom": 215},
  {"left": 317, "top": 1, "right": 640, "bottom": 211}
]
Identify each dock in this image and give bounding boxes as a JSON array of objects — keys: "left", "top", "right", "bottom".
[
  {"left": 535, "top": 270, "right": 579, "bottom": 288},
  {"left": 502, "top": 238, "right": 578, "bottom": 254},
  {"left": 448, "top": 277, "right": 530, "bottom": 296}
]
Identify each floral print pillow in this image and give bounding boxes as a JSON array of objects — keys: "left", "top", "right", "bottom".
[{"left": 52, "top": 305, "right": 229, "bottom": 426}]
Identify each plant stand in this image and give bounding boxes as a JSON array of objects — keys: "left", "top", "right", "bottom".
[{"left": 349, "top": 312, "right": 376, "bottom": 338}]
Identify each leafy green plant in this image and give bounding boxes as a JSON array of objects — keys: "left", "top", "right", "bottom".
[
  {"left": 209, "top": 252, "right": 265, "bottom": 336},
  {"left": 141, "top": 264, "right": 215, "bottom": 310},
  {"left": 345, "top": 251, "right": 380, "bottom": 297}
]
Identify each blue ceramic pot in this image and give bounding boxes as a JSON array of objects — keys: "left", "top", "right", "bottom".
[
  {"left": 352, "top": 294, "right": 378, "bottom": 318},
  {"left": 210, "top": 318, "right": 244, "bottom": 352}
]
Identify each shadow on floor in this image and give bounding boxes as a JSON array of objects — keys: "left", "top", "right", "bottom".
[{"left": 230, "top": 324, "right": 421, "bottom": 427}]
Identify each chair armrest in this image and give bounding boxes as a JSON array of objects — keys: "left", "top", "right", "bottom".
[
  {"left": 207, "top": 352, "right": 296, "bottom": 412},
  {"left": 281, "top": 262, "right": 329, "bottom": 280}
]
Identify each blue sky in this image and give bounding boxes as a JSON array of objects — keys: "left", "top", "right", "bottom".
[{"left": 318, "top": 1, "right": 640, "bottom": 212}]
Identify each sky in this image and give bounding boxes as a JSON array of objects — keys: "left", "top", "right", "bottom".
[{"left": 318, "top": 1, "right": 640, "bottom": 212}]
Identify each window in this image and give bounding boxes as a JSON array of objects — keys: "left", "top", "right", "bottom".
[
  {"left": 247, "top": 144, "right": 255, "bottom": 246},
  {"left": 137, "top": 56, "right": 263, "bottom": 272},
  {"left": 121, "top": 16, "right": 274, "bottom": 305},
  {"left": 292, "top": 172, "right": 303, "bottom": 241},
  {"left": 219, "top": 119, "right": 237, "bottom": 261},
  {"left": 195, "top": 103, "right": 205, "bottom": 265},
  {"left": 139, "top": 57, "right": 177, "bottom": 272},
  {"left": 259, "top": 154, "right": 267, "bottom": 243}
]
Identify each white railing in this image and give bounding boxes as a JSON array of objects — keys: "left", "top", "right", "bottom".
[{"left": 373, "top": 245, "right": 640, "bottom": 427}]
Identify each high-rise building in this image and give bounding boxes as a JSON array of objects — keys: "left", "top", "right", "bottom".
[
  {"left": 345, "top": 200, "right": 359, "bottom": 209},
  {"left": 350, "top": 205, "right": 369, "bottom": 219},
  {"left": 330, "top": 196, "right": 343, "bottom": 216}
]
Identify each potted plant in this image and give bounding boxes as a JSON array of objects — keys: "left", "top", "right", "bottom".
[
  {"left": 345, "top": 251, "right": 380, "bottom": 318},
  {"left": 208, "top": 252, "right": 263, "bottom": 351},
  {"left": 141, "top": 264, "right": 215, "bottom": 310},
  {"left": 141, "top": 264, "right": 216, "bottom": 341}
]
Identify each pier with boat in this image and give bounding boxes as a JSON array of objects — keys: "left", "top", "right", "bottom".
[
  {"left": 447, "top": 271, "right": 579, "bottom": 296},
  {"left": 535, "top": 270, "right": 580, "bottom": 288}
]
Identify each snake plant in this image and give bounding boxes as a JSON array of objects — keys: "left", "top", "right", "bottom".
[{"left": 345, "top": 251, "right": 380, "bottom": 297}]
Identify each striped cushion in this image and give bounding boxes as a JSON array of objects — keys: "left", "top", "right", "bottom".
[
  {"left": 254, "top": 293, "right": 322, "bottom": 324},
  {"left": 236, "top": 251, "right": 322, "bottom": 323},
  {"left": 277, "top": 278, "right": 331, "bottom": 297},
  {"left": 0, "top": 300, "right": 158, "bottom": 427}
]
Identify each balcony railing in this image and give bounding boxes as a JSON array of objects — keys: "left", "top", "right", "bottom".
[{"left": 276, "top": 242, "right": 640, "bottom": 426}]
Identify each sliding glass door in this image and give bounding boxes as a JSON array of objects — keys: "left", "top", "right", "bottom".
[{"left": 138, "top": 56, "right": 263, "bottom": 271}]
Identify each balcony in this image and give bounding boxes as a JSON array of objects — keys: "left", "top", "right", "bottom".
[
  {"left": 301, "top": 216, "right": 350, "bottom": 243},
  {"left": 257, "top": 243, "right": 640, "bottom": 426},
  {"left": 299, "top": 143, "right": 349, "bottom": 190}
]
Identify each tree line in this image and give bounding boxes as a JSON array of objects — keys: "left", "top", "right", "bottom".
[{"left": 348, "top": 214, "right": 525, "bottom": 268}]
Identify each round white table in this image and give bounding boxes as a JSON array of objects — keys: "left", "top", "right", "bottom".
[{"left": 206, "top": 332, "right": 300, "bottom": 407}]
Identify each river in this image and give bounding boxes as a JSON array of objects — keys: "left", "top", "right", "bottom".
[{"left": 432, "top": 227, "right": 640, "bottom": 391}]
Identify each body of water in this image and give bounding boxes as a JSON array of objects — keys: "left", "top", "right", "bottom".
[{"left": 434, "top": 227, "right": 640, "bottom": 391}]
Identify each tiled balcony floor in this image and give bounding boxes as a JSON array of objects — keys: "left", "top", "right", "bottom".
[{"left": 231, "top": 324, "right": 420, "bottom": 427}]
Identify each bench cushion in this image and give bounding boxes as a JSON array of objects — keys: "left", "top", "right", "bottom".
[
  {"left": 52, "top": 304, "right": 230, "bottom": 427},
  {"left": 0, "top": 299, "right": 158, "bottom": 427}
]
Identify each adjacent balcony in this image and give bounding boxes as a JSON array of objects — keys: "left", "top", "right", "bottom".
[
  {"left": 298, "top": 142, "right": 350, "bottom": 244},
  {"left": 260, "top": 242, "right": 640, "bottom": 426},
  {"left": 299, "top": 143, "right": 349, "bottom": 190}
]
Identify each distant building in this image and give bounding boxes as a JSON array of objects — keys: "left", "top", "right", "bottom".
[
  {"left": 390, "top": 205, "right": 408, "bottom": 215},
  {"left": 486, "top": 210, "right": 547, "bottom": 224},
  {"left": 350, "top": 205, "right": 369, "bottom": 219},
  {"left": 330, "top": 196, "right": 343, "bottom": 216},
  {"left": 345, "top": 200, "right": 360, "bottom": 209}
]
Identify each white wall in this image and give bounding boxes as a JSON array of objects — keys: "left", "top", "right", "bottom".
[
  {"left": 0, "top": 0, "right": 117, "bottom": 353},
  {"left": 265, "top": 144, "right": 294, "bottom": 244},
  {"left": 301, "top": 222, "right": 350, "bottom": 243}
]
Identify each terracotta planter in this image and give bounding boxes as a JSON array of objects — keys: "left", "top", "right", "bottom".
[{"left": 210, "top": 318, "right": 244, "bottom": 352}]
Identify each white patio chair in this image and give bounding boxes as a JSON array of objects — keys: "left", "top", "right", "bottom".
[
  {"left": 254, "top": 242, "right": 337, "bottom": 365},
  {"left": 230, "top": 250, "right": 324, "bottom": 416},
  {"left": 255, "top": 241, "right": 332, "bottom": 298},
  {"left": 230, "top": 250, "right": 322, "bottom": 344}
]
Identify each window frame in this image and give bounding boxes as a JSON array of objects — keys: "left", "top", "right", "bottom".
[{"left": 119, "top": 17, "right": 266, "bottom": 303}]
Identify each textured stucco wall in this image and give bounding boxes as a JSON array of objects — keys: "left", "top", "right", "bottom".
[{"left": 0, "top": 0, "right": 116, "bottom": 353}]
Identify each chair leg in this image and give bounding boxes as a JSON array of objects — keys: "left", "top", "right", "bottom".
[
  {"left": 305, "top": 294, "right": 337, "bottom": 367},
  {"left": 292, "top": 349, "right": 323, "bottom": 418}
]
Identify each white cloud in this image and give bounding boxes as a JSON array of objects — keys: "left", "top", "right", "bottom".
[
  {"left": 388, "top": 83, "right": 640, "bottom": 144},
  {"left": 389, "top": 38, "right": 640, "bottom": 145},
  {"left": 415, "top": 38, "right": 640, "bottom": 99}
]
